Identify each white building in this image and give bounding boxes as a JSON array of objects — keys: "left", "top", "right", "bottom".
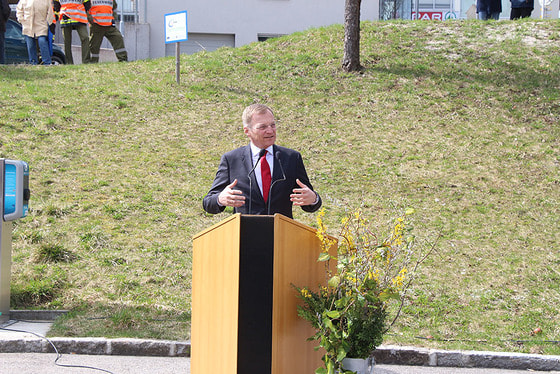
[{"left": 125, "top": 0, "right": 379, "bottom": 60}]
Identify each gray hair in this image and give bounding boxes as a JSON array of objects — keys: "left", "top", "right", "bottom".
[{"left": 242, "top": 104, "right": 274, "bottom": 128}]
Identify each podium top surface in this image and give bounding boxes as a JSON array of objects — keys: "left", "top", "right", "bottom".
[{"left": 193, "top": 213, "right": 317, "bottom": 241}]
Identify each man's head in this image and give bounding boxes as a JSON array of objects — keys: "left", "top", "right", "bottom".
[{"left": 243, "top": 104, "right": 277, "bottom": 149}]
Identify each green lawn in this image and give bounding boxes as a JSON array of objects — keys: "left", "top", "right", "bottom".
[{"left": 1, "top": 19, "right": 559, "bottom": 354}]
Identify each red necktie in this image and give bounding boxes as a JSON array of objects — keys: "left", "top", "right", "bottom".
[{"left": 260, "top": 150, "right": 271, "bottom": 203}]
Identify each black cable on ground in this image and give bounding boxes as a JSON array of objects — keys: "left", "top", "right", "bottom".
[{"left": 0, "top": 322, "right": 116, "bottom": 374}]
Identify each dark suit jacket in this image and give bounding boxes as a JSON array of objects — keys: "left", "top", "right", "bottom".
[{"left": 203, "top": 144, "right": 321, "bottom": 218}]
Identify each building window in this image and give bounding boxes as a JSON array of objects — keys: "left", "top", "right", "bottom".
[
  {"left": 418, "top": 0, "right": 453, "bottom": 10},
  {"left": 257, "top": 34, "right": 285, "bottom": 42}
]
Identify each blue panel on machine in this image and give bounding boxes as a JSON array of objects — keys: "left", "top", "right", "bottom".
[
  {"left": 3, "top": 160, "right": 29, "bottom": 221},
  {"left": 4, "top": 163, "right": 17, "bottom": 215}
]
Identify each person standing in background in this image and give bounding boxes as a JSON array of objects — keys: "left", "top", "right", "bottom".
[
  {"left": 0, "top": 0, "right": 10, "bottom": 64},
  {"left": 48, "top": 3, "right": 57, "bottom": 60},
  {"left": 477, "top": 0, "right": 502, "bottom": 19},
  {"left": 88, "top": 0, "right": 127, "bottom": 62},
  {"left": 16, "top": 0, "right": 55, "bottom": 65},
  {"left": 53, "top": 0, "right": 91, "bottom": 64},
  {"left": 510, "top": 0, "right": 533, "bottom": 18}
]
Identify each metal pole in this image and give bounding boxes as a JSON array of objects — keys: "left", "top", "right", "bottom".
[
  {"left": 0, "top": 159, "right": 11, "bottom": 323},
  {"left": 144, "top": 0, "right": 147, "bottom": 23},
  {"left": 176, "top": 42, "right": 180, "bottom": 84},
  {"left": 134, "top": 0, "right": 139, "bottom": 23},
  {"left": 119, "top": 1, "right": 125, "bottom": 36}
]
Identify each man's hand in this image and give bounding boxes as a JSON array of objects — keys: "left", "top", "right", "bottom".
[
  {"left": 290, "top": 179, "right": 317, "bottom": 206},
  {"left": 218, "top": 179, "right": 246, "bottom": 207}
]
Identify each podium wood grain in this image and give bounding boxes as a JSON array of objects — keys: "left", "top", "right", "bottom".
[{"left": 192, "top": 214, "right": 336, "bottom": 374}]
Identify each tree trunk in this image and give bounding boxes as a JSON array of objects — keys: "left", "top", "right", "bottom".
[{"left": 342, "top": 0, "right": 362, "bottom": 72}]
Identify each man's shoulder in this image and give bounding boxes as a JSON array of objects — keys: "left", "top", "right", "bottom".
[
  {"left": 223, "top": 145, "right": 249, "bottom": 158},
  {"left": 274, "top": 145, "right": 300, "bottom": 156}
]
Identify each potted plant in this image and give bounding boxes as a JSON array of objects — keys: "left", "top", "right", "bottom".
[{"left": 295, "top": 208, "right": 434, "bottom": 374}]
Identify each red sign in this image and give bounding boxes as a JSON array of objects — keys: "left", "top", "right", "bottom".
[
  {"left": 412, "top": 11, "right": 443, "bottom": 20},
  {"left": 411, "top": 11, "right": 458, "bottom": 20}
]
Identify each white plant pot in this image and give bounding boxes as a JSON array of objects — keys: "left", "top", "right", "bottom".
[{"left": 341, "top": 357, "right": 375, "bottom": 374}]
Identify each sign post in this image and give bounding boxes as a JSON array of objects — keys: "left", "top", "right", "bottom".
[
  {"left": 165, "top": 11, "right": 188, "bottom": 85},
  {"left": 0, "top": 159, "right": 7, "bottom": 322}
]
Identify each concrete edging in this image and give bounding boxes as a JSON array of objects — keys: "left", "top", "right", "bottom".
[
  {"left": 374, "top": 345, "right": 560, "bottom": 371},
  {"left": 0, "top": 336, "right": 190, "bottom": 357},
  {"left": 1, "top": 338, "right": 560, "bottom": 371},
  {"left": 3, "top": 310, "right": 560, "bottom": 371}
]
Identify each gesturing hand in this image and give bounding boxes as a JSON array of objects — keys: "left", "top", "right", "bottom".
[
  {"left": 218, "top": 179, "right": 246, "bottom": 207},
  {"left": 290, "top": 179, "right": 317, "bottom": 206}
]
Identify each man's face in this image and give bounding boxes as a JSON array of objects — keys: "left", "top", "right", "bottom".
[{"left": 244, "top": 110, "right": 277, "bottom": 149}]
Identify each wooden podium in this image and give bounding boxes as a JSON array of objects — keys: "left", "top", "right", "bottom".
[{"left": 191, "top": 214, "right": 336, "bottom": 374}]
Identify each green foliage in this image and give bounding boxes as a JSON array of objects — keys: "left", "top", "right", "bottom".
[
  {"left": 295, "top": 209, "right": 432, "bottom": 373},
  {"left": 35, "top": 242, "right": 76, "bottom": 263},
  {"left": 346, "top": 304, "right": 387, "bottom": 358},
  {"left": 49, "top": 303, "right": 191, "bottom": 340},
  {"left": 11, "top": 269, "right": 66, "bottom": 307}
]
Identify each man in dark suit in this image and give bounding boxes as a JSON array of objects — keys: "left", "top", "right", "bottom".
[{"left": 203, "top": 104, "right": 321, "bottom": 219}]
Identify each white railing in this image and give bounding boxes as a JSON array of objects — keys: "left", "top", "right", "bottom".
[{"left": 117, "top": 0, "right": 139, "bottom": 22}]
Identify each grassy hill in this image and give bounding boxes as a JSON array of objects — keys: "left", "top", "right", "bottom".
[{"left": 1, "top": 19, "right": 559, "bottom": 354}]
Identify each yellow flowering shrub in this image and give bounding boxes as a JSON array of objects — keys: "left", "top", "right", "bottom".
[{"left": 295, "top": 208, "right": 432, "bottom": 374}]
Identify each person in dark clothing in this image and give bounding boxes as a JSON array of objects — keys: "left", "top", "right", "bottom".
[
  {"left": 0, "top": 0, "right": 11, "bottom": 64},
  {"left": 510, "top": 0, "right": 533, "bottom": 19},
  {"left": 477, "top": 0, "right": 502, "bottom": 19}
]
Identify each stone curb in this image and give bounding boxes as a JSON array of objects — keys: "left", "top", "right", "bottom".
[
  {"left": 1, "top": 337, "right": 560, "bottom": 371},
  {"left": 374, "top": 345, "right": 560, "bottom": 371},
  {"left": 0, "top": 336, "right": 190, "bottom": 357},
  {"left": 9, "top": 310, "right": 69, "bottom": 321},
  {"left": 3, "top": 310, "right": 560, "bottom": 371}
]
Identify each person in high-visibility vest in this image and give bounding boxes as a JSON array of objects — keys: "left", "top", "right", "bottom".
[
  {"left": 88, "top": 0, "right": 127, "bottom": 62},
  {"left": 53, "top": 0, "right": 91, "bottom": 64}
]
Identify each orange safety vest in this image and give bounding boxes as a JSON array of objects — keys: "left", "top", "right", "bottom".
[
  {"left": 89, "top": 0, "right": 114, "bottom": 26},
  {"left": 59, "top": 0, "right": 89, "bottom": 24}
]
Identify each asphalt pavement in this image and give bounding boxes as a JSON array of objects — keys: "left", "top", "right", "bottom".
[
  {"left": 1, "top": 353, "right": 559, "bottom": 374},
  {"left": 2, "top": 318, "right": 560, "bottom": 374},
  {"left": 0, "top": 353, "right": 189, "bottom": 374}
]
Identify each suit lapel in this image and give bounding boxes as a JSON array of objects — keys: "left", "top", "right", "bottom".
[
  {"left": 271, "top": 145, "right": 283, "bottom": 182},
  {"left": 242, "top": 145, "right": 253, "bottom": 176}
]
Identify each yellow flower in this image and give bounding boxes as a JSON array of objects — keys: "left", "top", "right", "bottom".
[
  {"left": 391, "top": 268, "right": 408, "bottom": 288},
  {"left": 367, "top": 269, "right": 380, "bottom": 282}
]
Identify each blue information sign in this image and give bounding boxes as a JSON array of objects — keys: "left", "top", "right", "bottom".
[{"left": 165, "top": 11, "right": 188, "bottom": 44}]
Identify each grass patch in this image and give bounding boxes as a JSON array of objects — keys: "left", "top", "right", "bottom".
[{"left": 1, "top": 19, "right": 559, "bottom": 354}]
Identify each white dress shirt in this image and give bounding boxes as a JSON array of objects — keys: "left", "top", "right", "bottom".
[{"left": 250, "top": 143, "right": 274, "bottom": 196}]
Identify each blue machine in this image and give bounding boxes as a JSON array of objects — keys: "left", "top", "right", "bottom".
[
  {"left": 1, "top": 159, "right": 30, "bottom": 321},
  {"left": 3, "top": 160, "right": 30, "bottom": 221}
]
